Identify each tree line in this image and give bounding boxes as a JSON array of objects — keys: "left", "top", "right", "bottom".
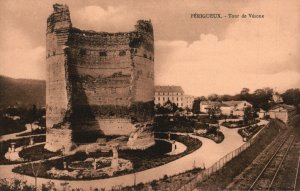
[{"left": 192, "top": 88, "right": 300, "bottom": 113}]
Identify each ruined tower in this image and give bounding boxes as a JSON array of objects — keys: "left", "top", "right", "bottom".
[{"left": 45, "top": 4, "right": 155, "bottom": 152}]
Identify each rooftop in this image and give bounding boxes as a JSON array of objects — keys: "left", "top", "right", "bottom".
[
  {"left": 200, "top": 101, "right": 224, "bottom": 106},
  {"left": 270, "top": 104, "right": 296, "bottom": 112},
  {"left": 222, "top": 100, "right": 251, "bottom": 107},
  {"left": 155, "top": 86, "right": 184, "bottom": 93}
]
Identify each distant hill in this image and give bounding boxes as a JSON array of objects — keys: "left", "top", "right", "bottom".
[{"left": 0, "top": 75, "right": 45, "bottom": 108}]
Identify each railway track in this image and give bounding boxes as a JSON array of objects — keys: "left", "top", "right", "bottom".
[{"left": 248, "top": 134, "right": 295, "bottom": 191}]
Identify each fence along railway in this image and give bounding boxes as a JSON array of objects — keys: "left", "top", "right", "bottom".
[
  {"left": 226, "top": 116, "right": 300, "bottom": 191},
  {"left": 248, "top": 134, "right": 295, "bottom": 190}
]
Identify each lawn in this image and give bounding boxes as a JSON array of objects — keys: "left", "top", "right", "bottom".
[
  {"left": 19, "top": 144, "right": 60, "bottom": 161},
  {"left": 0, "top": 135, "right": 45, "bottom": 165},
  {"left": 0, "top": 117, "right": 26, "bottom": 136}
]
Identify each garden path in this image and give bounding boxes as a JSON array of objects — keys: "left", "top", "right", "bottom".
[
  {"left": 0, "top": 123, "right": 251, "bottom": 190},
  {"left": 0, "top": 124, "right": 44, "bottom": 142},
  {"left": 155, "top": 138, "right": 187, "bottom": 155}
]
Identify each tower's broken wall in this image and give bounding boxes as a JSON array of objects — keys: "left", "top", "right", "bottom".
[{"left": 45, "top": 4, "right": 155, "bottom": 152}]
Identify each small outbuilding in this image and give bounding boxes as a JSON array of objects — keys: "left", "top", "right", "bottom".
[
  {"left": 268, "top": 104, "right": 297, "bottom": 123},
  {"left": 257, "top": 109, "right": 267, "bottom": 119}
]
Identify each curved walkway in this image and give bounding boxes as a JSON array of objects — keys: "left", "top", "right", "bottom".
[
  {"left": 0, "top": 124, "right": 45, "bottom": 142},
  {"left": 0, "top": 125, "right": 248, "bottom": 190},
  {"left": 155, "top": 138, "right": 187, "bottom": 155},
  {"left": 0, "top": 125, "right": 32, "bottom": 142}
]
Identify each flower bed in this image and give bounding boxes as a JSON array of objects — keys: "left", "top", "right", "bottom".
[
  {"left": 194, "top": 126, "right": 225, "bottom": 143},
  {"left": 0, "top": 135, "right": 45, "bottom": 165},
  {"left": 201, "top": 131, "right": 225, "bottom": 144},
  {"left": 238, "top": 125, "right": 263, "bottom": 141},
  {"left": 221, "top": 119, "right": 260, "bottom": 128},
  {"left": 13, "top": 137, "right": 201, "bottom": 180},
  {"left": 120, "top": 134, "right": 201, "bottom": 172},
  {"left": 68, "top": 158, "right": 110, "bottom": 170},
  {"left": 19, "top": 144, "right": 60, "bottom": 161},
  {"left": 45, "top": 157, "right": 133, "bottom": 179}
]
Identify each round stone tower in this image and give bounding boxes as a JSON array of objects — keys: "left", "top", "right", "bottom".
[{"left": 45, "top": 4, "right": 155, "bottom": 153}]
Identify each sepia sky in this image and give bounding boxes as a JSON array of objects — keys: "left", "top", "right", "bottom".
[{"left": 0, "top": 0, "right": 299, "bottom": 96}]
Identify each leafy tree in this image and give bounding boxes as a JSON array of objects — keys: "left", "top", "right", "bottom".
[
  {"left": 163, "top": 100, "right": 178, "bottom": 113},
  {"left": 241, "top": 88, "right": 250, "bottom": 95},
  {"left": 155, "top": 100, "right": 178, "bottom": 114},
  {"left": 208, "top": 107, "right": 218, "bottom": 120},
  {"left": 192, "top": 98, "right": 200, "bottom": 114},
  {"left": 281, "top": 88, "right": 300, "bottom": 108},
  {"left": 243, "top": 106, "right": 254, "bottom": 123},
  {"left": 220, "top": 94, "right": 235, "bottom": 101},
  {"left": 240, "top": 88, "right": 251, "bottom": 101},
  {"left": 199, "top": 96, "right": 207, "bottom": 101},
  {"left": 208, "top": 94, "right": 219, "bottom": 101},
  {"left": 251, "top": 88, "right": 274, "bottom": 110}
]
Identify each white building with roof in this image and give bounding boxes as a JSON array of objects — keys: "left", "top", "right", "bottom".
[
  {"left": 268, "top": 104, "right": 297, "bottom": 123},
  {"left": 154, "top": 86, "right": 194, "bottom": 109},
  {"left": 257, "top": 109, "right": 267, "bottom": 119},
  {"left": 220, "top": 101, "right": 252, "bottom": 116},
  {"left": 200, "top": 101, "right": 222, "bottom": 113}
]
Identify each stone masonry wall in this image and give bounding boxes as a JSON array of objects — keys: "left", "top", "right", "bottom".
[
  {"left": 44, "top": 126, "right": 73, "bottom": 153},
  {"left": 46, "top": 4, "right": 72, "bottom": 129},
  {"left": 45, "top": 4, "right": 154, "bottom": 152}
]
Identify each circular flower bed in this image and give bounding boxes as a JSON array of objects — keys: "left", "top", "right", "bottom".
[
  {"left": 46, "top": 157, "right": 133, "bottom": 179},
  {"left": 68, "top": 157, "right": 110, "bottom": 170}
]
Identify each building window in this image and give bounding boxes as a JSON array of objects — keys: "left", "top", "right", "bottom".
[
  {"left": 119, "top": 50, "right": 126, "bottom": 56},
  {"left": 99, "top": 51, "right": 107, "bottom": 57},
  {"left": 158, "top": 97, "right": 160, "bottom": 101},
  {"left": 163, "top": 97, "right": 165, "bottom": 101},
  {"left": 177, "top": 97, "right": 178, "bottom": 101}
]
